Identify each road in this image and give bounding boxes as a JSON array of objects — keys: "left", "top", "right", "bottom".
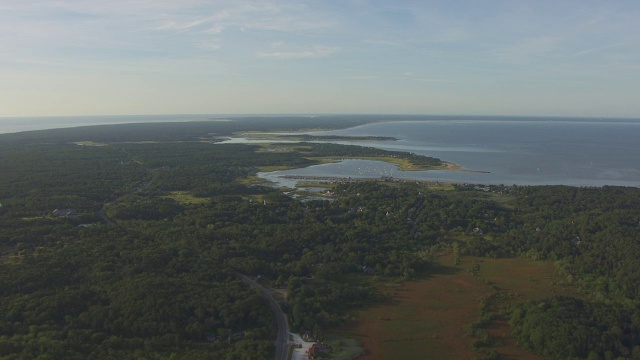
[
  {"left": 240, "top": 275, "right": 290, "bottom": 360},
  {"left": 97, "top": 206, "right": 117, "bottom": 226},
  {"left": 98, "top": 151, "right": 156, "bottom": 227}
]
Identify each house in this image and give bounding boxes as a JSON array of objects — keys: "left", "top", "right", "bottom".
[
  {"left": 302, "top": 332, "right": 316, "bottom": 342},
  {"left": 362, "top": 265, "right": 375, "bottom": 274},
  {"left": 52, "top": 208, "right": 78, "bottom": 218}
]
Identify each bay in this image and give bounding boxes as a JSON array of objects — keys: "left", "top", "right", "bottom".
[{"left": 260, "top": 119, "right": 640, "bottom": 187}]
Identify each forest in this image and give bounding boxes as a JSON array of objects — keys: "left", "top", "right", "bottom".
[{"left": 0, "top": 118, "right": 639, "bottom": 359}]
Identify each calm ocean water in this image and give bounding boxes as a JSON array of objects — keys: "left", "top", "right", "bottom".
[{"left": 259, "top": 119, "right": 640, "bottom": 187}]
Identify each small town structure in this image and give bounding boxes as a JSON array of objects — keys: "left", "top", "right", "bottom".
[{"left": 302, "top": 332, "right": 316, "bottom": 342}]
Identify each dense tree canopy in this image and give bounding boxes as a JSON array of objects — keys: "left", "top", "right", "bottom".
[{"left": 0, "top": 120, "right": 639, "bottom": 358}]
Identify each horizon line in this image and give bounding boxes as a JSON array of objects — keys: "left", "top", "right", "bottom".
[{"left": 2, "top": 113, "right": 640, "bottom": 120}]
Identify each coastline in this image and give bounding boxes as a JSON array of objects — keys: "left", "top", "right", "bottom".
[
  {"left": 280, "top": 174, "right": 456, "bottom": 187},
  {"left": 2, "top": 117, "right": 637, "bottom": 187},
  {"left": 443, "top": 162, "right": 491, "bottom": 173},
  {"left": 258, "top": 158, "right": 492, "bottom": 189}
]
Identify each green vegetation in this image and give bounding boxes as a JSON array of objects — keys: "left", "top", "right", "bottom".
[
  {"left": 256, "top": 142, "right": 444, "bottom": 170},
  {"left": 510, "top": 297, "right": 640, "bottom": 360},
  {"left": 162, "top": 191, "right": 211, "bottom": 205},
  {"left": 301, "top": 142, "right": 443, "bottom": 169},
  {"left": 242, "top": 132, "right": 397, "bottom": 142},
  {"left": 0, "top": 119, "right": 639, "bottom": 359},
  {"left": 324, "top": 338, "right": 365, "bottom": 360}
]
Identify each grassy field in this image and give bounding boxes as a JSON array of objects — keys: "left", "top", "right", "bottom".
[
  {"left": 331, "top": 255, "right": 577, "bottom": 360},
  {"left": 162, "top": 191, "right": 210, "bottom": 205},
  {"left": 326, "top": 338, "right": 367, "bottom": 360},
  {"left": 472, "top": 257, "right": 578, "bottom": 360},
  {"left": 72, "top": 141, "right": 109, "bottom": 146}
]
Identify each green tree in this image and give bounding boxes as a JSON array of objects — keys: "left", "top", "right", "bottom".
[{"left": 452, "top": 242, "right": 461, "bottom": 266}]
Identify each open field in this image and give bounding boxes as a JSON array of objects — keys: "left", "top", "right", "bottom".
[
  {"left": 334, "top": 261, "right": 493, "bottom": 360},
  {"left": 255, "top": 143, "right": 308, "bottom": 153},
  {"left": 332, "top": 255, "right": 577, "bottom": 360},
  {"left": 72, "top": 141, "right": 109, "bottom": 146},
  {"left": 472, "top": 257, "right": 578, "bottom": 360},
  {"left": 476, "top": 257, "right": 576, "bottom": 301},
  {"left": 295, "top": 181, "right": 331, "bottom": 188},
  {"left": 162, "top": 191, "right": 210, "bottom": 205}
]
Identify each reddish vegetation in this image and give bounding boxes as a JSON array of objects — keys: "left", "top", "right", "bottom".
[
  {"left": 334, "top": 255, "right": 576, "bottom": 360},
  {"left": 337, "top": 263, "right": 492, "bottom": 359},
  {"left": 478, "top": 257, "right": 577, "bottom": 360}
]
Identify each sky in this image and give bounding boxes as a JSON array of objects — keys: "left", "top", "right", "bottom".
[{"left": 1, "top": 0, "right": 640, "bottom": 117}]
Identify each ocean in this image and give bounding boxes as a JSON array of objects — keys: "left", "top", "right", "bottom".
[
  {"left": 258, "top": 118, "right": 640, "bottom": 187},
  {"left": 2, "top": 115, "right": 639, "bottom": 187}
]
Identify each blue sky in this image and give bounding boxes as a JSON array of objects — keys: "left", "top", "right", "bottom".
[{"left": 2, "top": 0, "right": 640, "bottom": 117}]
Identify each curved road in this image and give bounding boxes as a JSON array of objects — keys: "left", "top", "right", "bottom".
[
  {"left": 240, "top": 275, "right": 290, "bottom": 360},
  {"left": 98, "top": 152, "right": 156, "bottom": 227}
]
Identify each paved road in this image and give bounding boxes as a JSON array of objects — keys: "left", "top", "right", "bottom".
[
  {"left": 97, "top": 207, "right": 117, "bottom": 226},
  {"left": 240, "top": 275, "right": 290, "bottom": 360}
]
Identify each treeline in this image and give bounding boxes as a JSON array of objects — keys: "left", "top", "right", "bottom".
[
  {"left": 0, "top": 116, "right": 381, "bottom": 145},
  {"left": 510, "top": 297, "right": 640, "bottom": 360},
  {"left": 0, "top": 144, "right": 149, "bottom": 217},
  {"left": 457, "top": 185, "right": 640, "bottom": 359}
]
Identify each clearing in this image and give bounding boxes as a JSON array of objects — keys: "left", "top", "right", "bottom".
[{"left": 332, "top": 255, "right": 577, "bottom": 360}]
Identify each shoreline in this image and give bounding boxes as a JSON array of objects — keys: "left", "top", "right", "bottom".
[
  {"left": 260, "top": 159, "right": 494, "bottom": 189},
  {"left": 443, "top": 162, "right": 491, "bottom": 173},
  {"left": 280, "top": 174, "right": 455, "bottom": 187}
]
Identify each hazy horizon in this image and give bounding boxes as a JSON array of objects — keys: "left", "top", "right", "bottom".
[{"left": 2, "top": 1, "right": 640, "bottom": 117}]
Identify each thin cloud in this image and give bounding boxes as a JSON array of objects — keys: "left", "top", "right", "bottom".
[
  {"left": 571, "top": 43, "right": 627, "bottom": 57},
  {"left": 204, "top": 24, "right": 225, "bottom": 35},
  {"left": 150, "top": 17, "right": 212, "bottom": 32},
  {"left": 494, "top": 35, "right": 565, "bottom": 60},
  {"left": 364, "top": 39, "right": 405, "bottom": 47},
  {"left": 199, "top": 41, "right": 221, "bottom": 51},
  {"left": 259, "top": 46, "right": 340, "bottom": 59},
  {"left": 391, "top": 72, "right": 449, "bottom": 83},
  {"left": 343, "top": 75, "right": 377, "bottom": 80},
  {"left": 411, "top": 78, "right": 450, "bottom": 83}
]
